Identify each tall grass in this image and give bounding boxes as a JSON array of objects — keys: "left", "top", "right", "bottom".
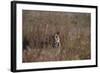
[{"left": 22, "top": 10, "right": 91, "bottom": 62}]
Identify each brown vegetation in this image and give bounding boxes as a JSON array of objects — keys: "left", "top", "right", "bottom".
[{"left": 22, "top": 10, "right": 91, "bottom": 62}]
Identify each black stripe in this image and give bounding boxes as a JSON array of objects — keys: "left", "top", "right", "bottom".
[
  {"left": 11, "top": 1, "right": 16, "bottom": 72},
  {"left": 11, "top": 1, "right": 97, "bottom": 8}
]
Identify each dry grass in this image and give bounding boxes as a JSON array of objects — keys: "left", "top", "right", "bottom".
[{"left": 22, "top": 10, "right": 91, "bottom": 62}]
